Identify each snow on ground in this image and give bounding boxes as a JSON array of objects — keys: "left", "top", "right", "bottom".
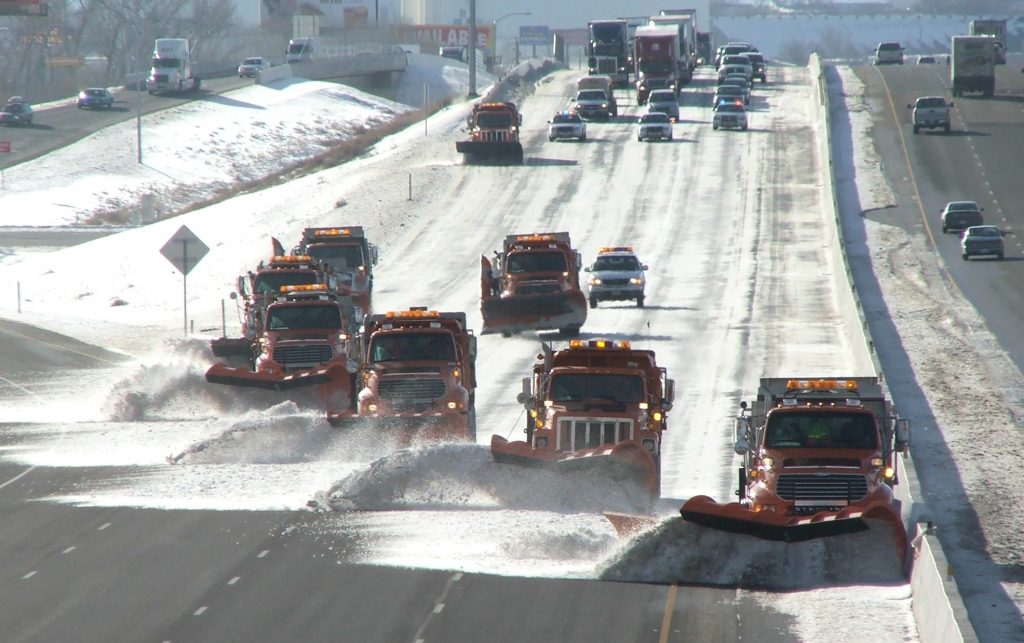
[
  {"left": 0, "top": 48, "right": 1020, "bottom": 638},
  {"left": 832, "top": 66, "right": 1024, "bottom": 642}
]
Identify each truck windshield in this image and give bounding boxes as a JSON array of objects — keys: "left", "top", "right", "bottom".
[
  {"left": 506, "top": 250, "right": 567, "bottom": 273},
  {"left": 306, "top": 244, "right": 365, "bottom": 271},
  {"left": 266, "top": 304, "right": 342, "bottom": 330},
  {"left": 590, "top": 24, "right": 623, "bottom": 42},
  {"left": 253, "top": 271, "right": 317, "bottom": 295},
  {"left": 640, "top": 61, "right": 673, "bottom": 75},
  {"left": 549, "top": 374, "right": 645, "bottom": 404},
  {"left": 765, "top": 412, "right": 877, "bottom": 449},
  {"left": 477, "top": 112, "right": 513, "bottom": 128},
  {"left": 370, "top": 333, "right": 455, "bottom": 363}
]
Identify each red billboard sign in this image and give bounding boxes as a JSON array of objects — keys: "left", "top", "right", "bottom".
[{"left": 394, "top": 24, "right": 493, "bottom": 50}]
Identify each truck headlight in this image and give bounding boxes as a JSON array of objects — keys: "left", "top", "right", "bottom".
[
  {"left": 590, "top": 278, "right": 602, "bottom": 285},
  {"left": 630, "top": 277, "right": 642, "bottom": 285},
  {"left": 641, "top": 438, "right": 657, "bottom": 453},
  {"left": 446, "top": 401, "right": 457, "bottom": 409},
  {"left": 368, "top": 403, "right": 378, "bottom": 412}
]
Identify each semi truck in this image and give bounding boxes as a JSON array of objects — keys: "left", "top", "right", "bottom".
[
  {"left": 491, "top": 339, "right": 675, "bottom": 499},
  {"left": 951, "top": 35, "right": 997, "bottom": 97},
  {"left": 970, "top": 19, "right": 1007, "bottom": 64},
  {"left": 680, "top": 377, "right": 910, "bottom": 554},
  {"left": 352, "top": 309, "right": 477, "bottom": 439},
  {"left": 650, "top": 11, "right": 696, "bottom": 84},
  {"left": 146, "top": 38, "right": 200, "bottom": 94},
  {"left": 634, "top": 25, "right": 680, "bottom": 104},
  {"left": 586, "top": 19, "right": 630, "bottom": 88},
  {"left": 480, "top": 232, "right": 587, "bottom": 336}
]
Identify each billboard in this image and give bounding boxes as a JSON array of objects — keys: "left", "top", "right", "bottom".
[
  {"left": 519, "top": 26, "right": 550, "bottom": 47},
  {"left": 394, "top": 24, "right": 493, "bottom": 50},
  {"left": 0, "top": 0, "right": 48, "bottom": 15}
]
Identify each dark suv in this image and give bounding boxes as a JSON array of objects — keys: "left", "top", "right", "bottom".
[
  {"left": 745, "top": 52, "right": 767, "bottom": 83},
  {"left": 940, "top": 201, "right": 983, "bottom": 233}
]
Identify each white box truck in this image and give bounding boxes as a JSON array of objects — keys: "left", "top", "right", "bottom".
[
  {"left": 146, "top": 38, "right": 200, "bottom": 94},
  {"left": 286, "top": 37, "right": 316, "bottom": 63},
  {"left": 951, "top": 35, "right": 996, "bottom": 97}
]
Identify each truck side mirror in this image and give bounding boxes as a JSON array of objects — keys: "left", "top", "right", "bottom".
[
  {"left": 895, "top": 418, "right": 910, "bottom": 453},
  {"left": 664, "top": 378, "right": 675, "bottom": 405},
  {"left": 229, "top": 291, "right": 237, "bottom": 300},
  {"left": 584, "top": 267, "right": 591, "bottom": 272},
  {"left": 236, "top": 275, "right": 247, "bottom": 296},
  {"left": 469, "top": 335, "right": 477, "bottom": 358},
  {"left": 516, "top": 376, "right": 535, "bottom": 408},
  {"left": 642, "top": 265, "right": 649, "bottom": 270},
  {"left": 733, "top": 416, "right": 749, "bottom": 455}
]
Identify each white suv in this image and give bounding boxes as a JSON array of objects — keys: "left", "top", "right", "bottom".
[{"left": 874, "top": 42, "right": 904, "bottom": 65}]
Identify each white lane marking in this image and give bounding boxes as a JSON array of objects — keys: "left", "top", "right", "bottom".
[
  {"left": 194, "top": 606, "right": 207, "bottom": 616},
  {"left": 411, "top": 573, "right": 462, "bottom": 642},
  {"left": 62, "top": 546, "right": 76, "bottom": 554},
  {"left": 22, "top": 571, "right": 37, "bottom": 579},
  {"left": 98, "top": 522, "right": 111, "bottom": 531},
  {"left": 257, "top": 550, "right": 269, "bottom": 558},
  {"left": 228, "top": 576, "right": 240, "bottom": 585},
  {"left": 0, "top": 466, "right": 36, "bottom": 490}
]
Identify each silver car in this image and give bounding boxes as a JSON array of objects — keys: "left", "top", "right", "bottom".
[
  {"left": 548, "top": 111, "right": 586, "bottom": 142},
  {"left": 713, "top": 102, "right": 748, "bottom": 131},
  {"left": 647, "top": 89, "right": 679, "bottom": 122},
  {"left": 238, "top": 57, "right": 270, "bottom": 78},
  {"left": 961, "top": 225, "right": 1005, "bottom": 260},
  {"left": 637, "top": 112, "right": 673, "bottom": 141},
  {"left": 586, "top": 247, "right": 648, "bottom": 307}
]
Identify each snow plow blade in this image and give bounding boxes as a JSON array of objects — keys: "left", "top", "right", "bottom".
[
  {"left": 679, "top": 495, "right": 908, "bottom": 551},
  {"left": 210, "top": 337, "right": 253, "bottom": 358},
  {"left": 456, "top": 141, "right": 524, "bottom": 164},
  {"left": 205, "top": 362, "right": 345, "bottom": 392},
  {"left": 481, "top": 292, "right": 587, "bottom": 335},
  {"left": 490, "top": 435, "right": 659, "bottom": 497}
]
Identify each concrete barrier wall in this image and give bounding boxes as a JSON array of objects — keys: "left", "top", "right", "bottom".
[
  {"left": 257, "top": 52, "right": 407, "bottom": 86},
  {"left": 807, "top": 52, "right": 978, "bottom": 643}
]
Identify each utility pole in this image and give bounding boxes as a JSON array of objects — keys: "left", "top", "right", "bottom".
[{"left": 468, "top": 0, "right": 477, "bottom": 97}]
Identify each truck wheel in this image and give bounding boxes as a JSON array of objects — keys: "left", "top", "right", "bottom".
[
  {"left": 962, "top": 253, "right": 969, "bottom": 260},
  {"left": 636, "top": 296, "right": 645, "bottom": 308},
  {"left": 913, "top": 125, "right": 919, "bottom": 134},
  {"left": 942, "top": 225, "right": 948, "bottom": 233},
  {"left": 998, "top": 252, "right": 1004, "bottom": 260},
  {"left": 713, "top": 123, "right": 719, "bottom": 130},
  {"left": 944, "top": 123, "right": 951, "bottom": 133},
  {"left": 548, "top": 136, "right": 555, "bottom": 142},
  {"left": 589, "top": 297, "right": 597, "bottom": 309}
]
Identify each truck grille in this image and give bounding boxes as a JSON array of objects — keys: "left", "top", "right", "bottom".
[
  {"left": 379, "top": 378, "right": 446, "bottom": 405},
  {"left": 556, "top": 417, "right": 633, "bottom": 452},
  {"left": 480, "top": 130, "right": 514, "bottom": 142},
  {"left": 600, "top": 278, "right": 630, "bottom": 286},
  {"left": 596, "top": 58, "right": 617, "bottom": 74},
  {"left": 775, "top": 473, "right": 868, "bottom": 509},
  {"left": 152, "top": 74, "right": 168, "bottom": 83},
  {"left": 273, "top": 344, "right": 334, "bottom": 371},
  {"left": 518, "top": 284, "right": 561, "bottom": 295}
]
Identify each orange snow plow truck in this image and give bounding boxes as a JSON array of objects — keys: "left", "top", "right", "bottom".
[
  {"left": 293, "top": 226, "right": 378, "bottom": 322},
  {"left": 210, "top": 254, "right": 334, "bottom": 361},
  {"left": 456, "top": 101, "right": 524, "bottom": 164},
  {"left": 349, "top": 308, "right": 477, "bottom": 440},
  {"left": 205, "top": 284, "right": 359, "bottom": 419},
  {"left": 681, "top": 377, "right": 910, "bottom": 551},
  {"left": 480, "top": 232, "right": 588, "bottom": 336},
  {"left": 491, "top": 339, "right": 674, "bottom": 498}
]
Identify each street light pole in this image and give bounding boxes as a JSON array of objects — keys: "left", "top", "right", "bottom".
[
  {"left": 468, "top": 0, "right": 477, "bottom": 97},
  {"left": 492, "top": 11, "right": 531, "bottom": 73}
]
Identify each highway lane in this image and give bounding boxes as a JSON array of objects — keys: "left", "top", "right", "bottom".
[
  {"left": 855, "top": 61, "right": 1024, "bottom": 369},
  {"left": 0, "top": 77, "right": 253, "bottom": 170},
  {"left": 0, "top": 62, "right": 899, "bottom": 642}
]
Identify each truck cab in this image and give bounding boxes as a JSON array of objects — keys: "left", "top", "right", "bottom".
[
  {"left": 147, "top": 38, "right": 199, "bottom": 94},
  {"left": 295, "top": 226, "right": 378, "bottom": 321}
]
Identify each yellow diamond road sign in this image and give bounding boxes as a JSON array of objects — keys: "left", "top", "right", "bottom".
[{"left": 160, "top": 225, "right": 208, "bottom": 275}]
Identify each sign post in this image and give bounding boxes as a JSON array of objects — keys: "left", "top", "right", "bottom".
[
  {"left": 0, "top": 141, "right": 9, "bottom": 189},
  {"left": 160, "top": 225, "right": 209, "bottom": 336}
]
